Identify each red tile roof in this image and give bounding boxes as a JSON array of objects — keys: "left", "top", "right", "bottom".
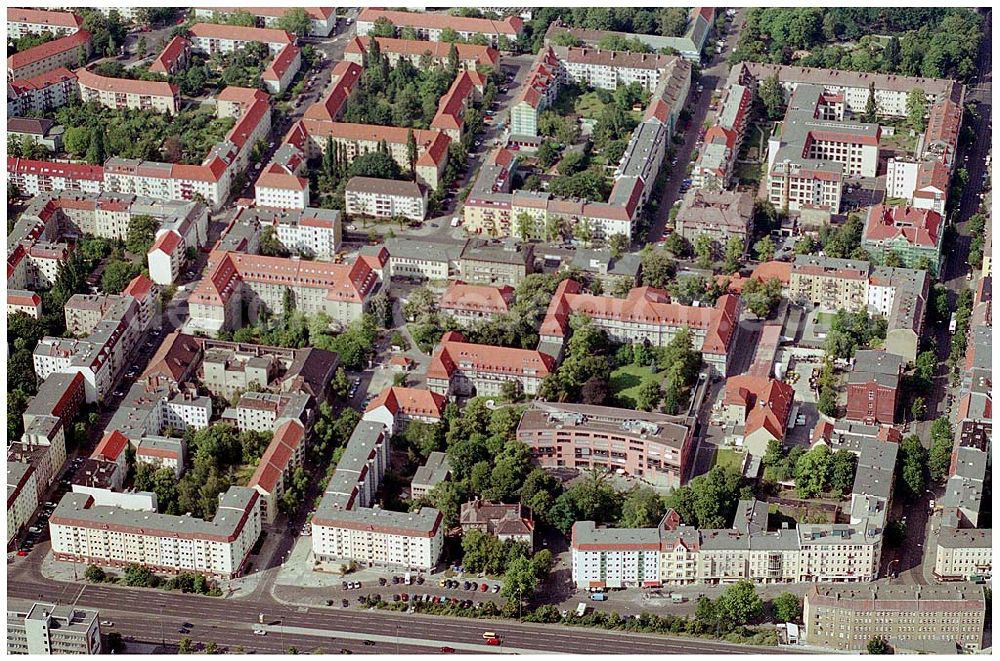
[
  {"left": 864, "top": 204, "right": 942, "bottom": 249},
  {"left": 914, "top": 159, "right": 950, "bottom": 195},
  {"left": 427, "top": 332, "right": 554, "bottom": 382},
  {"left": 256, "top": 164, "right": 307, "bottom": 191},
  {"left": 122, "top": 273, "right": 154, "bottom": 299},
  {"left": 8, "top": 66, "right": 77, "bottom": 93},
  {"left": 7, "top": 29, "right": 90, "bottom": 71},
  {"left": 8, "top": 8, "right": 83, "bottom": 29},
  {"left": 77, "top": 68, "right": 179, "bottom": 99},
  {"left": 201, "top": 7, "right": 335, "bottom": 21},
  {"left": 149, "top": 36, "right": 189, "bottom": 75},
  {"left": 725, "top": 375, "right": 794, "bottom": 440},
  {"left": 365, "top": 386, "right": 447, "bottom": 419},
  {"left": 91, "top": 430, "right": 129, "bottom": 462},
  {"left": 346, "top": 36, "right": 500, "bottom": 68},
  {"left": 431, "top": 70, "right": 486, "bottom": 133},
  {"left": 7, "top": 291, "right": 41, "bottom": 307},
  {"left": 149, "top": 230, "right": 183, "bottom": 256},
  {"left": 439, "top": 281, "right": 515, "bottom": 315},
  {"left": 303, "top": 60, "right": 362, "bottom": 121},
  {"left": 263, "top": 43, "right": 300, "bottom": 83},
  {"left": 248, "top": 419, "right": 305, "bottom": 494},
  {"left": 297, "top": 120, "right": 451, "bottom": 168},
  {"left": 188, "top": 22, "right": 294, "bottom": 45},
  {"left": 8, "top": 156, "right": 105, "bottom": 181},
  {"left": 358, "top": 8, "right": 522, "bottom": 36}
]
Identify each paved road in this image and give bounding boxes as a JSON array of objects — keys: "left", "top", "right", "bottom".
[{"left": 6, "top": 569, "right": 803, "bottom": 655}]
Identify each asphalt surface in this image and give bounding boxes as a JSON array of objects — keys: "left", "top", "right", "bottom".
[{"left": 6, "top": 571, "right": 805, "bottom": 655}]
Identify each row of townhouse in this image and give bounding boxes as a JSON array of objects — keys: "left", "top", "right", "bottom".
[
  {"left": 311, "top": 421, "right": 444, "bottom": 570},
  {"left": 31, "top": 275, "right": 158, "bottom": 403},
  {"left": 49, "top": 485, "right": 261, "bottom": 579},
  {"left": 571, "top": 434, "right": 898, "bottom": 588},
  {"left": 7, "top": 156, "right": 103, "bottom": 197},
  {"left": 345, "top": 176, "right": 428, "bottom": 222},
  {"left": 476, "top": 48, "right": 689, "bottom": 239},
  {"left": 516, "top": 402, "right": 695, "bottom": 490},
  {"left": 540, "top": 280, "right": 740, "bottom": 375},
  {"left": 692, "top": 83, "right": 753, "bottom": 190},
  {"left": 427, "top": 330, "right": 554, "bottom": 398},
  {"left": 674, "top": 188, "right": 754, "bottom": 251},
  {"left": 7, "top": 8, "right": 82, "bottom": 40},
  {"left": 725, "top": 62, "right": 963, "bottom": 220},
  {"left": 7, "top": 29, "right": 91, "bottom": 80},
  {"left": 194, "top": 7, "right": 338, "bottom": 38},
  {"left": 187, "top": 23, "right": 294, "bottom": 57},
  {"left": 7, "top": 66, "right": 80, "bottom": 115},
  {"left": 803, "top": 583, "right": 985, "bottom": 653},
  {"left": 76, "top": 68, "right": 180, "bottom": 114},
  {"left": 543, "top": 9, "right": 714, "bottom": 63},
  {"left": 430, "top": 69, "right": 488, "bottom": 141},
  {"left": 221, "top": 204, "right": 343, "bottom": 261},
  {"left": 187, "top": 250, "right": 380, "bottom": 336},
  {"left": 788, "top": 254, "right": 929, "bottom": 362},
  {"left": 355, "top": 8, "right": 523, "bottom": 48},
  {"left": 344, "top": 36, "right": 501, "bottom": 72}
]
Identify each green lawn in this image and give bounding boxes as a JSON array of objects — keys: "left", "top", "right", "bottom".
[
  {"left": 574, "top": 91, "right": 607, "bottom": 119},
  {"left": 712, "top": 448, "right": 745, "bottom": 472},
  {"left": 734, "top": 161, "right": 762, "bottom": 186},
  {"left": 609, "top": 364, "right": 664, "bottom": 408},
  {"left": 815, "top": 312, "right": 836, "bottom": 329}
]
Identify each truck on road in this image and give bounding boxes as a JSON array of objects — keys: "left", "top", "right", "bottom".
[{"left": 590, "top": 592, "right": 607, "bottom": 601}]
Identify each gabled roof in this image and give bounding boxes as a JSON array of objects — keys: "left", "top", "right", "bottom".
[
  {"left": 303, "top": 60, "right": 362, "bottom": 121},
  {"left": 725, "top": 375, "right": 794, "bottom": 440},
  {"left": 91, "top": 430, "right": 129, "bottom": 462},
  {"left": 365, "top": 387, "right": 447, "bottom": 419},
  {"left": 149, "top": 36, "right": 189, "bottom": 75},
  {"left": 864, "top": 204, "right": 942, "bottom": 249},
  {"left": 149, "top": 230, "right": 183, "bottom": 256},
  {"left": 345, "top": 36, "right": 499, "bottom": 68},
  {"left": 78, "top": 68, "right": 179, "bottom": 98},
  {"left": 7, "top": 29, "right": 90, "bottom": 71},
  {"left": 122, "top": 274, "right": 154, "bottom": 299},
  {"left": 439, "top": 281, "right": 515, "bottom": 315},
  {"left": 262, "top": 43, "right": 300, "bottom": 82},
  {"left": 357, "top": 8, "right": 523, "bottom": 36},
  {"left": 188, "top": 22, "right": 294, "bottom": 45},
  {"left": 256, "top": 163, "right": 307, "bottom": 191},
  {"left": 427, "top": 332, "right": 554, "bottom": 382},
  {"left": 8, "top": 8, "right": 83, "bottom": 29}
]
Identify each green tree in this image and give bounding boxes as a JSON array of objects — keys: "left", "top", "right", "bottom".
[
  {"left": 742, "top": 276, "right": 783, "bottom": 318},
  {"left": 85, "top": 126, "right": 106, "bottom": 165},
  {"left": 620, "top": 487, "right": 666, "bottom": 528},
  {"left": 928, "top": 418, "right": 954, "bottom": 481},
  {"left": 101, "top": 259, "right": 139, "bottom": 294},
  {"left": 716, "top": 580, "right": 763, "bottom": 627},
  {"left": 694, "top": 234, "right": 714, "bottom": 268},
  {"left": 369, "top": 17, "right": 395, "bottom": 38},
  {"left": 125, "top": 214, "right": 158, "bottom": 256},
  {"left": 759, "top": 73, "right": 785, "bottom": 120},
  {"left": 501, "top": 556, "right": 539, "bottom": 605},
  {"left": 84, "top": 564, "right": 107, "bottom": 583},
  {"left": 640, "top": 247, "right": 676, "bottom": 288},
  {"left": 348, "top": 151, "right": 403, "bottom": 180},
  {"left": 772, "top": 592, "right": 802, "bottom": 623},
  {"left": 794, "top": 444, "right": 832, "bottom": 498},
  {"left": 663, "top": 233, "right": 690, "bottom": 258},
  {"left": 635, "top": 379, "right": 663, "bottom": 412},
  {"left": 723, "top": 236, "right": 744, "bottom": 274},
  {"left": 754, "top": 236, "right": 776, "bottom": 262},
  {"left": 907, "top": 88, "right": 927, "bottom": 131},
  {"left": 178, "top": 637, "right": 194, "bottom": 654},
  {"left": 867, "top": 637, "right": 891, "bottom": 654},
  {"left": 515, "top": 212, "right": 537, "bottom": 241},
  {"left": 276, "top": 8, "right": 312, "bottom": 37},
  {"left": 898, "top": 434, "right": 928, "bottom": 499},
  {"left": 864, "top": 82, "right": 878, "bottom": 122}
]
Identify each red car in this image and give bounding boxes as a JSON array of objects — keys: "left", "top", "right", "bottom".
[
  {"left": 440, "top": 647, "right": 455, "bottom": 654},
  {"left": 16, "top": 550, "right": 28, "bottom": 557},
  {"left": 486, "top": 638, "right": 501, "bottom": 646},
  {"left": 479, "top": 583, "right": 488, "bottom": 592}
]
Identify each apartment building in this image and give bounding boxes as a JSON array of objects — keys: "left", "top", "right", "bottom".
[
  {"left": 76, "top": 68, "right": 180, "bottom": 114},
  {"left": 7, "top": 462, "right": 39, "bottom": 545},
  {"left": 33, "top": 290, "right": 147, "bottom": 403},
  {"left": 789, "top": 255, "right": 870, "bottom": 311},
  {"left": 431, "top": 69, "right": 487, "bottom": 140},
  {"left": 541, "top": 280, "right": 740, "bottom": 375},
  {"left": 934, "top": 528, "right": 991, "bottom": 582},
  {"left": 410, "top": 452, "right": 452, "bottom": 499},
  {"left": 569, "top": 249, "right": 642, "bottom": 291},
  {"left": 104, "top": 87, "right": 272, "bottom": 210},
  {"left": 517, "top": 402, "right": 695, "bottom": 490},
  {"left": 356, "top": 8, "right": 523, "bottom": 48},
  {"left": 8, "top": 66, "right": 80, "bottom": 116},
  {"left": 246, "top": 419, "right": 305, "bottom": 524},
  {"left": 188, "top": 23, "right": 294, "bottom": 56},
  {"left": 49, "top": 486, "right": 261, "bottom": 578},
  {"left": 675, "top": 189, "right": 753, "bottom": 251},
  {"left": 427, "top": 331, "right": 555, "bottom": 398},
  {"left": 228, "top": 205, "right": 341, "bottom": 260},
  {"left": 8, "top": 290, "right": 42, "bottom": 319},
  {"left": 803, "top": 583, "right": 985, "bottom": 653},
  {"left": 302, "top": 60, "right": 362, "bottom": 122},
  {"left": 8, "top": 116, "right": 64, "bottom": 152},
  {"left": 572, "top": 521, "right": 665, "bottom": 589},
  {"left": 7, "top": 8, "right": 82, "bottom": 39},
  {"left": 7, "top": 157, "right": 103, "bottom": 196},
  {"left": 722, "top": 375, "right": 795, "bottom": 458},
  {"left": 867, "top": 265, "right": 929, "bottom": 363},
  {"left": 544, "top": 8, "right": 713, "bottom": 63},
  {"left": 255, "top": 163, "right": 310, "bottom": 209},
  {"left": 312, "top": 421, "right": 445, "bottom": 570},
  {"left": 288, "top": 120, "right": 450, "bottom": 190},
  {"left": 188, "top": 251, "right": 379, "bottom": 335},
  {"left": 345, "top": 177, "right": 427, "bottom": 222},
  {"left": 7, "top": 30, "right": 91, "bottom": 79},
  {"left": 458, "top": 239, "right": 534, "bottom": 287},
  {"left": 344, "top": 36, "right": 500, "bottom": 72},
  {"left": 365, "top": 237, "right": 461, "bottom": 282},
  {"left": 438, "top": 281, "right": 515, "bottom": 325},
  {"left": 863, "top": 205, "right": 943, "bottom": 274},
  {"left": 195, "top": 7, "right": 337, "bottom": 37},
  {"left": 233, "top": 391, "right": 310, "bottom": 433},
  {"left": 14, "top": 372, "right": 85, "bottom": 493},
  {"left": 510, "top": 47, "right": 564, "bottom": 137},
  {"left": 363, "top": 387, "right": 447, "bottom": 436},
  {"left": 149, "top": 36, "right": 191, "bottom": 76},
  {"left": 846, "top": 350, "right": 903, "bottom": 425},
  {"left": 199, "top": 339, "right": 338, "bottom": 402},
  {"left": 556, "top": 46, "right": 675, "bottom": 92},
  {"left": 460, "top": 500, "right": 535, "bottom": 548},
  {"left": 134, "top": 436, "right": 186, "bottom": 478},
  {"left": 262, "top": 43, "right": 301, "bottom": 95},
  {"left": 7, "top": 601, "right": 101, "bottom": 655}
]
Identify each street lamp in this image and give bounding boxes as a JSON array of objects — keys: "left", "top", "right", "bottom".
[{"left": 887, "top": 559, "right": 900, "bottom": 579}]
